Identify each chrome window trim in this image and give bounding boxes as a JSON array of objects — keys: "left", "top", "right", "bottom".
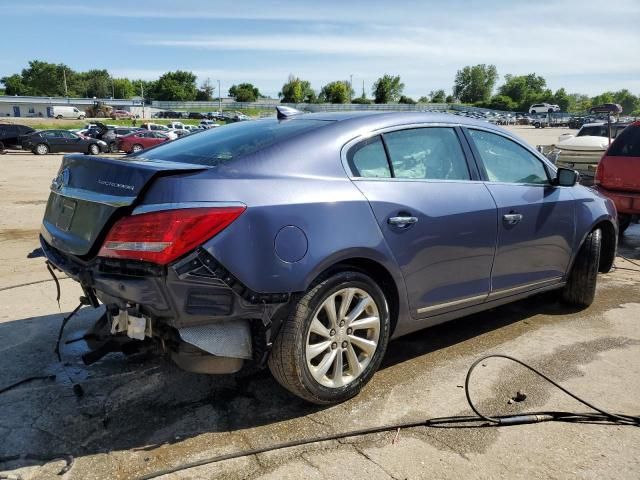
[
  {"left": 340, "top": 122, "right": 477, "bottom": 182},
  {"left": 50, "top": 186, "right": 136, "bottom": 207},
  {"left": 132, "top": 201, "right": 246, "bottom": 215}
]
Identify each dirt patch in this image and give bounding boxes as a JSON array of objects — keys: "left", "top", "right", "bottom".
[
  {"left": 13, "top": 200, "right": 47, "bottom": 206},
  {"left": 0, "top": 228, "right": 41, "bottom": 242}
]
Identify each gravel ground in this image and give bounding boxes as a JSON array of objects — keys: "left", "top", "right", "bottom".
[{"left": 1, "top": 125, "right": 639, "bottom": 479}]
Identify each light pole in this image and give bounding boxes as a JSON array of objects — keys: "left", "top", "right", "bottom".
[
  {"left": 218, "top": 79, "right": 222, "bottom": 113},
  {"left": 349, "top": 74, "right": 353, "bottom": 103},
  {"left": 140, "top": 81, "right": 145, "bottom": 119}
]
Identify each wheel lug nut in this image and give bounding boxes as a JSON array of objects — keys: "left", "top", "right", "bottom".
[
  {"left": 339, "top": 320, "right": 345, "bottom": 327},
  {"left": 341, "top": 341, "right": 348, "bottom": 348},
  {"left": 329, "top": 329, "right": 336, "bottom": 336},
  {"left": 347, "top": 328, "right": 353, "bottom": 335},
  {"left": 331, "top": 342, "right": 338, "bottom": 350}
]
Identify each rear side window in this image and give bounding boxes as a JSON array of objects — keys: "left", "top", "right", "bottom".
[
  {"left": 138, "top": 119, "right": 329, "bottom": 166},
  {"left": 607, "top": 125, "right": 640, "bottom": 157},
  {"left": 468, "top": 129, "right": 549, "bottom": 185},
  {"left": 384, "top": 127, "right": 470, "bottom": 180},
  {"left": 347, "top": 136, "right": 391, "bottom": 178}
]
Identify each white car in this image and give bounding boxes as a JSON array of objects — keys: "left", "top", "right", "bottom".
[
  {"left": 529, "top": 103, "right": 561, "bottom": 114},
  {"left": 139, "top": 123, "right": 178, "bottom": 140},
  {"left": 199, "top": 120, "right": 220, "bottom": 129},
  {"left": 52, "top": 105, "right": 86, "bottom": 120}
]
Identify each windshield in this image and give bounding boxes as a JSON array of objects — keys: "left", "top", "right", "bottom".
[
  {"left": 135, "top": 118, "right": 329, "bottom": 166},
  {"left": 578, "top": 126, "right": 606, "bottom": 137}
]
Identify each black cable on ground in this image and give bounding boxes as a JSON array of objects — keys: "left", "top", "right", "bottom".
[
  {"left": 54, "top": 303, "right": 83, "bottom": 362},
  {"left": 136, "top": 354, "right": 639, "bottom": 480},
  {"left": 0, "top": 277, "right": 71, "bottom": 293},
  {"left": 618, "top": 254, "right": 640, "bottom": 269},
  {"left": 0, "top": 375, "right": 55, "bottom": 395}
]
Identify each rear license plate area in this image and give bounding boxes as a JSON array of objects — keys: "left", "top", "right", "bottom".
[{"left": 56, "top": 198, "right": 77, "bottom": 231}]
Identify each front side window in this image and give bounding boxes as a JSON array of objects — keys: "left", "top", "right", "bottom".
[
  {"left": 468, "top": 129, "right": 549, "bottom": 185},
  {"left": 347, "top": 136, "right": 391, "bottom": 178},
  {"left": 383, "top": 127, "right": 470, "bottom": 180},
  {"left": 608, "top": 125, "right": 640, "bottom": 157}
]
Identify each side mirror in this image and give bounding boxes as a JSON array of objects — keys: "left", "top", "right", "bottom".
[{"left": 555, "top": 167, "right": 578, "bottom": 187}]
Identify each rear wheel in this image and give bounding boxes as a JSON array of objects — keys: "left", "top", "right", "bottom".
[
  {"left": 131, "top": 143, "right": 144, "bottom": 153},
  {"left": 269, "top": 271, "right": 390, "bottom": 404},
  {"left": 56, "top": 115, "right": 63, "bottom": 120},
  {"left": 562, "top": 229, "right": 601, "bottom": 307},
  {"left": 618, "top": 214, "right": 631, "bottom": 234},
  {"left": 88, "top": 143, "right": 100, "bottom": 155},
  {"left": 34, "top": 143, "right": 49, "bottom": 155},
  {"left": 109, "top": 142, "right": 118, "bottom": 153},
  {"left": 0, "top": 141, "right": 5, "bottom": 153}
]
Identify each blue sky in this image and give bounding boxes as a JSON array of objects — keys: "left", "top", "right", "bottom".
[{"left": 4, "top": 0, "right": 639, "bottom": 98}]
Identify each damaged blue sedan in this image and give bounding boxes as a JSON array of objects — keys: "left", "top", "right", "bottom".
[{"left": 41, "top": 107, "right": 617, "bottom": 404}]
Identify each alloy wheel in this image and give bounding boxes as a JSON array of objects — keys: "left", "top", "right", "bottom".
[
  {"left": 36, "top": 144, "right": 48, "bottom": 155},
  {"left": 305, "top": 287, "right": 380, "bottom": 388}
]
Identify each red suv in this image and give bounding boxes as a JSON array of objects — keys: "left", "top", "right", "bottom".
[{"left": 594, "top": 121, "right": 640, "bottom": 233}]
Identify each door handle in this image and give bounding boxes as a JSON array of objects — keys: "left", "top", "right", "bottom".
[
  {"left": 388, "top": 216, "right": 418, "bottom": 227},
  {"left": 503, "top": 213, "right": 523, "bottom": 225}
]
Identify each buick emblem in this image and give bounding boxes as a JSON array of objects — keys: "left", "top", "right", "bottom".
[{"left": 52, "top": 168, "right": 70, "bottom": 191}]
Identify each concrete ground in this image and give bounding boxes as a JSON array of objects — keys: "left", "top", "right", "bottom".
[{"left": 1, "top": 126, "right": 639, "bottom": 479}]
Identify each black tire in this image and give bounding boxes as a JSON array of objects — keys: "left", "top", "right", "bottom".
[
  {"left": 548, "top": 108, "right": 553, "bottom": 113},
  {"left": 131, "top": 143, "right": 144, "bottom": 153},
  {"left": 88, "top": 143, "right": 100, "bottom": 155},
  {"left": 0, "top": 141, "right": 5, "bottom": 154},
  {"left": 531, "top": 110, "right": 537, "bottom": 114},
  {"left": 269, "top": 271, "right": 391, "bottom": 404},
  {"left": 618, "top": 214, "right": 631, "bottom": 234},
  {"left": 56, "top": 115, "right": 63, "bottom": 119},
  {"left": 34, "top": 143, "right": 49, "bottom": 155},
  {"left": 562, "top": 229, "right": 601, "bottom": 307},
  {"left": 109, "top": 142, "right": 118, "bottom": 153}
]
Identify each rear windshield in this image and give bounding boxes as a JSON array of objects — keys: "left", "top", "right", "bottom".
[
  {"left": 607, "top": 125, "right": 640, "bottom": 157},
  {"left": 135, "top": 118, "right": 329, "bottom": 166}
]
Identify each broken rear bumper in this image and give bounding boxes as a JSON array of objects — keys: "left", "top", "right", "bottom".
[{"left": 40, "top": 236, "right": 291, "bottom": 371}]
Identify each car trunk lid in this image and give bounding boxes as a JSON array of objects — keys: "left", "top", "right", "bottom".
[
  {"left": 42, "top": 154, "right": 207, "bottom": 257},
  {"left": 596, "top": 155, "right": 640, "bottom": 192}
]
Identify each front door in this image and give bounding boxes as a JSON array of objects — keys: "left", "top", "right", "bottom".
[
  {"left": 465, "top": 128, "right": 575, "bottom": 297},
  {"left": 347, "top": 126, "right": 498, "bottom": 317},
  {"left": 12, "top": 106, "right": 20, "bottom": 117}
]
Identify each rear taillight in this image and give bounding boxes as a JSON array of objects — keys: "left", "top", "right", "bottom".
[{"left": 98, "top": 206, "right": 245, "bottom": 265}]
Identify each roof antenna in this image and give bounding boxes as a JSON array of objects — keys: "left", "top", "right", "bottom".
[{"left": 276, "top": 105, "right": 303, "bottom": 120}]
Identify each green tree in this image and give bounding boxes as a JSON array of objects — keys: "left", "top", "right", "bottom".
[
  {"left": 112, "top": 78, "right": 137, "bottom": 99},
  {"left": 398, "top": 95, "right": 416, "bottom": 104},
  {"left": 352, "top": 96, "right": 372, "bottom": 104},
  {"left": 612, "top": 89, "right": 639, "bottom": 113},
  {"left": 196, "top": 78, "right": 215, "bottom": 101},
  {"left": 0, "top": 74, "right": 26, "bottom": 95},
  {"left": 319, "top": 80, "right": 353, "bottom": 103},
  {"left": 372, "top": 74, "right": 404, "bottom": 103},
  {"left": 498, "top": 73, "right": 552, "bottom": 111},
  {"left": 19, "top": 60, "right": 68, "bottom": 96},
  {"left": 551, "top": 88, "right": 570, "bottom": 112},
  {"left": 486, "top": 94, "right": 516, "bottom": 111},
  {"left": 429, "top": 89, "right": 446, "bottom": 103},
  {"left": 150, "top": 70, "right": 198, "bottom": 101},
  {"left": 567, "top": 93, "right": 591, "bottom": 113},
  {"left": 417, "top": 96, "right": 429, "bottom": 103},
  {"left": 445, "top": 95, "right": 455, "bottom": 103},
  {"left": 453, "top": 64, "right": 498, "bottom": 103},
  {"left": 279, "top": 75, "right": 315, "bottom": 103},
  {"left": 229, "top": 82, "right": 261, "bottom": 102}
]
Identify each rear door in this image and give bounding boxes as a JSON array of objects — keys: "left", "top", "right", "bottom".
[
  {"left": 347, "top": 126, "right": 498, "bottom": 317},
  {"left": 42, "top": 131, "right": 65, "bottom": 152},
  {"left": 464, "top": 128, "right": 575, "bottom": 297}
]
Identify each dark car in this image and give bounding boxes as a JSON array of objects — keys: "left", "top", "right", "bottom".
[
  {"left": 0, "top": 123, "right": 35, "bottom": 152},
  {"left": 40, "top": 108, "right": 617, "bottom": 404},
  {"left": 22, "top": 129, "right": 107, "bottom": 155},
  {"left": 188, "top": 112, "right": 205, "bottom": 119}
]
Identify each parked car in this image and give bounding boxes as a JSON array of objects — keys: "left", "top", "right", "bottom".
[
  {"left": 529, "top": 103, "right": 560, "bottom": 114},
  {"left": 52, "top": 105, "right": 86, "bottom": 120},
  {"left": 117, "top": 130, "right": 170, "bottom": 153},
  {"left": 188, "top": 112, "right": 205, "bottom": 119},
  {"left": 40, "top": 109, "right": 617, "bottom": 404},
  {"left": 102, "top": 127, "right": 142, "bottom": 152},
  {"left": 139, "top": 123, "right": 178, "bottom": 140},
  {"left": 22, "top": 129, "right": 107, "bottom": 155},
  {"left": 0, "top": 123, "right": 35, "bottom": 152},
  {"left": 199, "top": 119, "right": 219, "bottom": 129},
  {"left": 111, "top": 110, "right": 133, "bottom": 119},
  {"left": 594, "top": 121, "right": 640, "bottom": 233}
]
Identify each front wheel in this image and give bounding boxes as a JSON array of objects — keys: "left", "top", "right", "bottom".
[
  {"left": 269, "top": 271, "right": 391, "bottom": 404},
  {"left": 88, "top": 143, "right": 100, "bottom": 155},
  {"left": 562, "top": 229, "right": 601, "bottom": 308},
  {"left": 34, "top": 143, "right": 49, "bottom": 155},
  {"left": 131, "top": 143, "right": 144, "bottom": 153}
]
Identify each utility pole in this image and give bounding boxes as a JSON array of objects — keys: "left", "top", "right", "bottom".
[
  {"left": 362, "top": 80, "right": 365, "bottom": 98},
  {"left": 111, "top": 77, "right": 115, "bottom": 98},
  {"left": 63, "top": 68, "right": 68, "bottom": 97},
  {"left": 349, "top": 74, "right": 353, "bottom": 103},
  {"left": 218, "top": 79, "right": 222, "bottom": 113},
  {"left": 140, "top": 81, "right": 145, "bottom": 119}
]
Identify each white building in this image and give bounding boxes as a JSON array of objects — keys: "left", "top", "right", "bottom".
[{"left": 0, "top": 95, "right": 142, "bottom": 118}]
